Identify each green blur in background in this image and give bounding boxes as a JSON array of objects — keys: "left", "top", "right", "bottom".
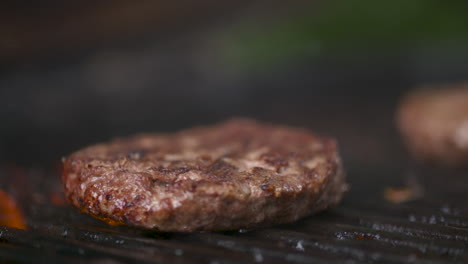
[{"left": 216, "top": 0, "right": 468, "bottom": 71}]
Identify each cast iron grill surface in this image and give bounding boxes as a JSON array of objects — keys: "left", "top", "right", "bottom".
[{"left": 0, "top": 164, "right": 467, "bottom": 264}]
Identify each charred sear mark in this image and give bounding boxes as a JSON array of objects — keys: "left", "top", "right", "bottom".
[
  {"left": 205, "top": 159, "right": 237, "bottom": 180},
  {"left": 157, "top": 167, "right": 190, "bottom": 176},
  {"left": 261, "top": 153, "right": 289, "bottom": 172},
  {"left": 77, "top": 198, "right": 85, "bottom": 207},
  {"left": 127, "top": 150, "right": 146, "bottom": 160},
  {"left": 151, "top": 178, "right": 171, "bottom": 187}
]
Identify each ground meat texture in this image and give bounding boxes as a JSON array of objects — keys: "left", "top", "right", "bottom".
[
  {"left": 62, "top": 118, "right": 347, "bottom": 232},
  {"left": 397, "top": 83, "right": 468, "bottom": 167}
]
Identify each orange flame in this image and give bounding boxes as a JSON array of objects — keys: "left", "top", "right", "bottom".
[{"left": 0, "top": 190, "right": 27, "bottom": 229}]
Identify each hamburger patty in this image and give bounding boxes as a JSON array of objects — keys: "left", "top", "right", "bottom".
[
  {"left": 397, "top": 83, "right": 468, "bottom": 166},
  {"left": 62, "top": 119, "right": 347, "bottom": 232}
]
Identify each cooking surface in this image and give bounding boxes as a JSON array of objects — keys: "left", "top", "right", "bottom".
[
  {"left": 1, "top": 152, "right": 467, "bottom": 263},
  {"left": 1, "top": 2, "right": 468, "bottom": 263}
]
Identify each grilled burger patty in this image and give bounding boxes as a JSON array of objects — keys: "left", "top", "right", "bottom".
[
  {"left": 397, "top": 84, "right": 468, "bottom": 166},
  {"left": 62, "top": 119, "right": 347, "bottom": 232}
]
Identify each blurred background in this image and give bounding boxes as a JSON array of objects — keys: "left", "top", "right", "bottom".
[{"left": 1, "top": 0, "right": 468, "bottom": 167}]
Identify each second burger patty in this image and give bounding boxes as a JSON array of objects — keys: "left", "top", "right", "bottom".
[{"left": 62, "top": 118, "right": 347, "bottom": 232}]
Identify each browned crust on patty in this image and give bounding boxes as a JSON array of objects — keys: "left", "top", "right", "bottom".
[
  {"left": 62, "top": 118, "right": 347, "bottom": 232},
  {"left": 397, "top": 83, "right": 468, "bottom": 166}
]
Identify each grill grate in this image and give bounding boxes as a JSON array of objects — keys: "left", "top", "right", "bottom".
[{"left": 0, "top": 165, "right": 467, "bottom": 264}]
